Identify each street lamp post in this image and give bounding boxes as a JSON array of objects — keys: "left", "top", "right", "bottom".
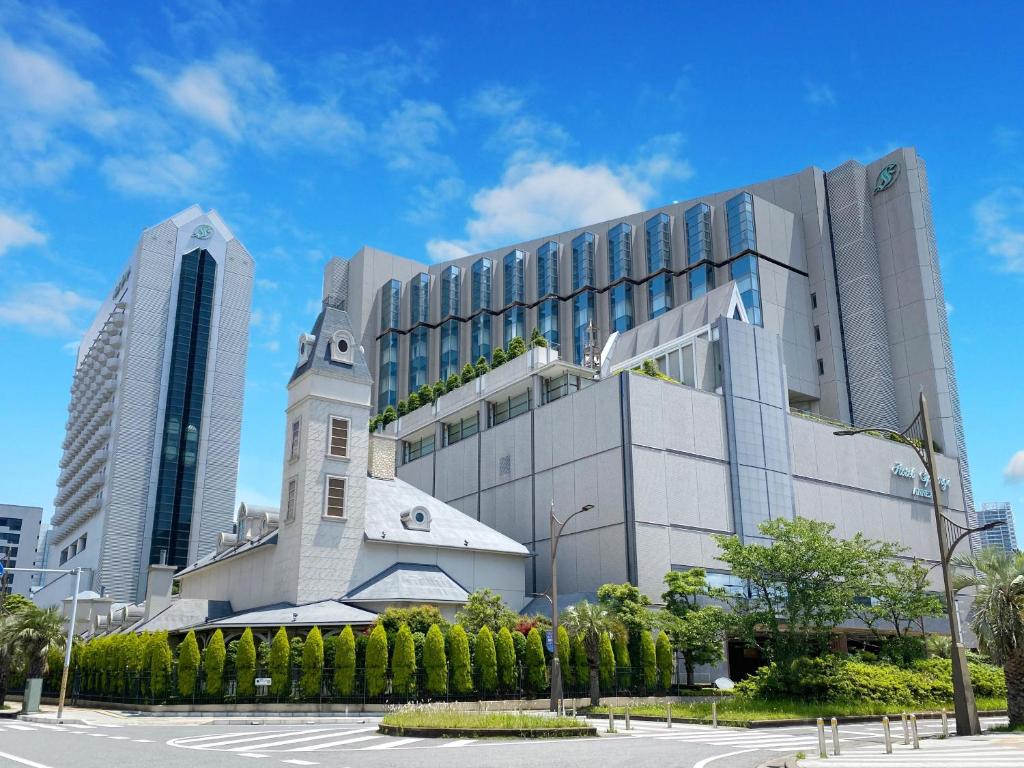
[
  {"left": 5, "top": 565, "right": 84, "bottom": 720},
  {"left": 834, "top": 391, "right": 998, "bottom": 737},
  {"left": 549, "top": 501, "right": 594, "bottom": 712}
]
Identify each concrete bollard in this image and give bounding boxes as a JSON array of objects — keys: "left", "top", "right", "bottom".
[
  {"left": 882, "top": 716, "right": 893, "bottom": 754},
  {"left": 901, "top": 712, "right": 909, "bottom": 745},
  {"left": 607, "top": 709, "right": 616, "bottom": 733},
  {"left": 910, "top": 714, "right": 919, "bottom": 749},
  {"left": 816, "top": 718, "right": 827, "bottom": 758},
  {"left": 667, "top": 702, "right": 673, "bottom": 728},
  {"left": 625, "top": 706, "right": 631, "bottom": 731},
  {"left": 941, "top": 709, "right": 949, "bottom": 738},
  {"left": 831, "top": 716, "right": 840, "bottom": 755},
  {"left": 712, "top": 701, "right": 718, "bottom": 728}
]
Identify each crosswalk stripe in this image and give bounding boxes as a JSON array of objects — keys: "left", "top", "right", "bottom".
[
  {"left": 173, "top": 730, "right": 285, "bottom": 745},
  {"left": 291, "top": 735, "right": 382, "bottom": 752},
  {"left": 132, "top": 739, "right": 154, "bottom": 743},
  {"left": 4, "top": 725, "right": 37, "bottom": 731},
  {"left": 360, "top": 738, "right": 423, "bottom": 750},
  {"left": 222, "top": 730, "right": 370, "bottom": 752},
  {"left": 107, "top": 736, "right": 131, "bottom": 740},
  {"left": 438, "top": 739, "right": 475, "bottom": 747},
  {"left": 281, "top": 761, "right": 319, "bottom": 766},
  {"left": 237, "top": 753, "right": 269, "bottom": 759}
]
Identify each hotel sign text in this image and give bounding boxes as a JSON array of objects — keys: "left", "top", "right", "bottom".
[{"left": 891, "top": 462, "right": 950, "bottom": 499}]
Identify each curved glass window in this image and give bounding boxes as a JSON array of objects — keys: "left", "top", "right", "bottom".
[
  {"left": 439, "top": 266, "right": 461, "bottom": 378},
  {"left": 408, "top": 273, "right": 429, "bottom": 392},
  {"left": 726, "top": 192, "right": 762, "bottom": 326},
  {"left": 685, "top": 203, "right": 714, "bottom": 299},
  {"left": 502, "top": 250, "right": 525, "bottom": 346},
  {"left": 572, "top": 232, "right": 596, "bottom": 364},
  {"left": 378, "top": 332, "right": 399, "bottom": 411},
  {"left": 539, "top": 298, "right": 559, "bottom": 350},
  {"left": 608, "top": 223, "right": 634, "bottom": 332},
  {"left": 380, "top": 279, "right": 401, "bottom": 330},
  {"left": 646, "top": 213, "right": 674, "bottom": 318},
  {"left": 471, "top": 258, "right": 492, "bottom": 363}
]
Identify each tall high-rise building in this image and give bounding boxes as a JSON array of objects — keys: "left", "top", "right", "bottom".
[
  {"left": 34, "top": 206, "right": 253, "bottom": 605},
  {"left": 0, "top": 504, "right": 42, "bottom": 597},
  {"left": 968, "top": 502, "right": 1018, "bottom": 554}
]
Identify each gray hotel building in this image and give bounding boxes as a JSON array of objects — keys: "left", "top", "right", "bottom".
[{"left": 321, "top": 148, "right": 970, "bottom": 665}]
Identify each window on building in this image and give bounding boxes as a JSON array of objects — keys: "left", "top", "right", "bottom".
[
  {"left": 817, "top": 358, "right": 825, "bottom": 376},
  {"left": 543, "top": 373, "right": 588, "bottom": 404},
  {"left": 444, "top": 413, "right": 479, "bottom": 446},
  {"left": 60, "top": 547, "right": 68, "bottom": 565},
  {"left": 286, "top": 478, "right": 297, "bottom": 523},
  {"left": 537, "top": 240, "right": 561, "bottom": 346},
  {"left": 440, "top": 265, "right": 461, "bottom": 379},
  {"left": 490, "top": 389, "right": 532, "bottom": 427},
  {"left": 324, "top": 476, "right": 346, "bottom": 519},
  {"left": 572, "top": 232, "right": 597, "bottom": 365},
  {"left": 289, "top": 418, "right": 301, "bottom": 461},
  {"left": 726, "top": 192, "right": 762, "bottom": 326},
  {"left": 685, "top": 202, "right": 715, "bottom": 299},
  {"left": 328, "top": 416, "right": 350, "bottom": 458},
  {"left": 78, "top": 533, "right": 87, "bottom": 552},
  {"left": 646, "top": 213, "right": 674, "bottom": 318},
  {"left": 608, "top": 222, "right": 634, "bottom": 333},
  {"left": 378, "top": 332, "right": 399, "bottom": 412},
  {"left": 408, "top": 273, "right": 430, "bottom": 392},
  {"left": 471, "top": 258, "right": 493, "bottom": 362},
  {"left": 811, "top": 292, "right": 818, "bottom": 309},
  {"left": 814, "top": 325, "right": 821, "bottom": 342},
  {"left": 403, "top": 434, "right": 435, "bottom": 463}
]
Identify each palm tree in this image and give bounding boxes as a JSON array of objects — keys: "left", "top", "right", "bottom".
[
  {"left": 560, "top": 600, "right": 620, "bottom": 706},
  {"left": 0, "top": 612, "right": 18, "bottom": 707},
  {"left": 10, "top": 604, "right": 66, "bottom": 681},
  {"left": 952, "top": 548, "right": 1024, "bottom": 727}
]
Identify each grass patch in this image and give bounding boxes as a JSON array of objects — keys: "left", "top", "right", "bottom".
[
  {"left": 382, "top": 705, "right": 584, "bottom": 731},
  {"left": 990, "top": 723, "right": 1024, "bottom": 733},
  {"left": 592, "top": 696, "right": 1008, "bottom": 724}
]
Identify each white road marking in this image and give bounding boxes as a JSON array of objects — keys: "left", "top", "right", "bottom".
[
  {"left": 223, "top": 728, "right": 379, "bottom": 752},
  {"left": 237, "top": 754, "right": 270, "bottom": 759},
  {"left": 185, "top": 728, "right": 335, "bottom": 749},
  {"left": 281, "top": 761, "right": 320, "bottom": 766},
  {"left": 691, "top": 748, "right": 758, "bottom": 768},
  {"left": 360, "top": 737, "right": 424, "bottom": 750},
  {"left": 438, "top": 739, "right": 476, "bottom": 747},
  {"left": 4, "top": 725, "right": 37, "bottom": 731},
  {"left": 107, "top": 735, "right": 131, "bottom": 740},
  {"left": 171, "top": 730, "right": 280, "bottom": 745},
  {"left": 132, "top": 739, "right": 154, "bottom": 743},
  {"left": 0, "top": 751, "right": 58, "bottom": 768},
  {"left": 291, "top": 735, "right": 382, "bottom": 751}
]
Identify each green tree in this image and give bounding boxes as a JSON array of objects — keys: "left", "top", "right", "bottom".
[
  {"left": 300, "top": 627, "right": 324, "bottom": 698},
  {"left": 460, "top": 362, "right": 476, "bottom": 385},
  {"left": 377, "top": 605, "right": 448, "bottom": 636},
  {"left": 455, "top": 589, "right": 518, "bottom": 633},
  {"left": 380, "top": 405, "right": 397, "bottom": 426},
  {"left": 529, "top": 327, "right": 548, "bottom": 348},
  {"left": 235, "top": 628, "right": 257, "bottom": 697},
  {"left": 853, "top": 556, "right": 944, "bottom": 658},
  {"left": 524, "top": 627, "right": 547, "bottom": 694},
  {"left": 714, "top": 516, "right": 892, "bottom": 666},
  {"left": 391, "top": 624, "right": 416, "bottom": 696},
  {"left": 640, "top": 631, "right": 657, "bottom": 690},
  {"left": 475, "top": 356, "right": 490, "bottom": 377},
  {"left": 407, "top": 392, "right": 422, "bottom": 411},
  {"left": 445, "top": 373, "right": 460, "bottom": 392},
  {"left": 561, "top": 601, "right": 619, "bottom": 705},
  {"left": 556, "top": 625, "right": 571, "bottom": 677},
  {"left": 598, "top": 632, "right": 615, "bottom": 692},
  {"left": 448, "top": 624, "right": 473, "bottom": 694},
  {"left": 570, "top": 633, "right": 588, "bottom": 689},
  {"left": 491, "top": 347, "right": 507, "bottom": 368},
  {"left": 176, "top": 630, "right": 200, "bottom": 698},
  {"left": 7, "top": 603, "right": 66, "bottom": 681},
  {"left": 495, "top": 626, "right": 517, "bottom": 692},
  {"left": 368, "top": 414, "right": 380, "bottom": 432},
  {"left": 268, "top": 627, "right": 291, "bottom": 697},
  {"left": 475, "top": 625, "right": 497, "bottom": 694},
  {"left": 613, "top": 634, "right": 631, "bottom": 687},
  {"left": 953, "top": 548, "right": 1024, "bottom": 726},
  {"left": 397, "top": 399, "right": 409, "bottom": 416},
  {"left": 334, "top": 626, "right": 356, "bottom": 696},
  {"left": 506, "top": 336, "right": 527, "bottom": 358},
  {"left": 424, "top": 624, "right": 448, "bottom": 697},
  {"left": 365, "top": 624, "right": 388, "bottom": 697},
  {"left": 203, "top": 629, "right": 226, "bottom": 697},
  {"left": 655, "top": 632, "right": 673, "bottom": 691},
  {"left": 431, "top": 380, "right": 446, "bottom": 402},
  {"left": 597, "top": 582, "right": 652, "bottom": 637},
  {"left": 659, "top": 568, "right": 730, "bottom": 686},
  {"left": 148, "top": 632, "right": 172, "bottom": 700},
  {"left": 417, "top": 384, "right": 433, "bottom": 406}
]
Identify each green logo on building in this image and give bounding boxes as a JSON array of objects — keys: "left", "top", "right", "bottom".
[
  {"left": 873, "top": 162, "right": 900, "bottom": 194},
  {"left": 192, "top": 224, "right": 214, "bottom": 240}
]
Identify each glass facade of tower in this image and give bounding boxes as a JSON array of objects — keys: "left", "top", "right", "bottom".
[
  {"left": 726, "top": 192, "right": 762, "bottom": 326},
  {"left": 572, "top": 232, "right": 596, "bottom": 364},
  {"left": 471, "top": 257, "right": 492, "bottom": 363},
  {"left": 378, "top": 279, "right": 401, "bottom": 411},
  {"left": 408, "top": 272, "right": 429, "bottom": 393},
  {"left": 646, "top": 212, "right": 674, "bottom": 318},
  {"left": 537, "top": 240, "right": 560, "bottom": 349},
  {"left": 502, "top": 249, "right": 525, "bottom": 345},
  {"left": 440, "top": 265, "right": 461, "bottom": 379},
  {"left": 685, "top": 202, "right": 714, "bottom": 300},
  {"left": 608, "top": 222, "right": 634, "bottom": 333},
  {"left": 150, "top": 248, "right": 216, "bottom": 567}
]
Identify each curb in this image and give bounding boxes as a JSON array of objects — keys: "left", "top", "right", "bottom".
[
  {"left": 19, "top": 715, "right": 92, "bottom": 725},
  {"left": 377, "top": 723, "right": 597, "bottom": 739},
  {"left": 589, "top": 709, "right": 1008, "bottom": 729}
]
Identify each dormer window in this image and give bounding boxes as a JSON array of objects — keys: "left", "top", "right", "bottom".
[
  {"left": 297, "top": 332, "right": 316, "bottom": 364},
  {"left": 330, "top": 329, "right": 355, "bottom": 364},
  {"left": 400, "top": 505, "right": 431, "bottom": 531}
]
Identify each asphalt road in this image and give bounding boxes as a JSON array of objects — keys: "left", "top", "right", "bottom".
[{"left": 0, "top": 714, "right": 1010, "bottom": 768}]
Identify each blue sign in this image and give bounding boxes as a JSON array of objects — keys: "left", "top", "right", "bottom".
[
  {"left": 545, "top": 629, "right": 554, "bottom": 653},
  {"left": 0, "top": 562, "right": 5, "bottom": 576}
]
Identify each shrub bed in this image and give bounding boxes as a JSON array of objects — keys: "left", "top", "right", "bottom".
[{"left": 380, "top": 704, "right": 594, "bottom": 737}]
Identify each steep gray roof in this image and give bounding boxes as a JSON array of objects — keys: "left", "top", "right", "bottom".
[
  {"left": 603, "top": 281, "right": 746, "bottom": 367},
  {"left": 193, "top": 599, "right": 377, "bottom": 629},
  {"left": 128, "top": 599, "right": 233, "bottom": 634},
  {"left": 363, "top": 476, "right": 530, "bottom": 556},
  {"left": 345, "top": 563, "right": 469, "bottom": 604},
  {"left": 290, "top": 304, "right": 372, "bottom": 385},
  {"left": 176, "top": 529, "right": 277, "bottom": 578}
]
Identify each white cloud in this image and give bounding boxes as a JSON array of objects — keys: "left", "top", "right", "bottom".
[
  {"left": 804, "top": 81, "right": 836, "bottom": 106},
  {"left": 255, "top": 278, "right": 278, "bottom": 290},
  {"left": 262, "top": 340, "right": 280, "bottom": 352},
  {"left": 945, "top": 301, "right": 954, "bottom": 316},
  {"left": 101, "top": 139, "right": 224, "bottom": 199},
  {"left": 1004, "top": 450, "right": 1024, "bottom": 482},
  {"left": 0, "top": 210, "right": 46, "bottom": 255},
  {"left": 427, "top": 136, "right": 693, "bottom": 261},
  {"left": 378, "top": 99, "right": 453, "bottom": 172},
  {"left": 235, "top": 484, "right": 280, "bottom": 510},
  {"left": 973, "top": 187, "right": 1024, "bottom": 273},
  {"left": 0, "top": 282, "right": 100, "bottom": 335}
]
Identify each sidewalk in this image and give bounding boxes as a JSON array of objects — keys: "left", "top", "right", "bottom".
[
  {"left": 797, "top": 732, "right": 1024, "bottom": 767},
  {"left": 18, "top": 704, "right": 381, "bottom": 726}
]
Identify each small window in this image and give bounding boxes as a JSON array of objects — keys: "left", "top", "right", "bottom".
[
  {"left": 79, "top": 534, "right": 87, "bottom": 552},
  {"left": 810, "top": 292, "right": 818, "bottom": 310},
  {"left": 59, "top": 548, "right": 68, "bottom": 565},
  {"left": 286, "top": 478, "right": 297, "bottom": 523},
  {"left": 289, "top": 418, "right": 301, "bottom": 461},
  {"left": 814, "top": 325, "right": 821, "bottom": 343},
  {"left": 328, "top": 416, "right": 349, "bottom": 458},
  {"left": 817, "top": 358, "right": 825, "bottom": 376},
  {"left": 324, "top": 476, "right": 346, "bottom": 518}
]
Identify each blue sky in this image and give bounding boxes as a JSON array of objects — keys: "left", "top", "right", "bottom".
[{"left": 1, "top": 0, "right": 1022, "bottom": 538}]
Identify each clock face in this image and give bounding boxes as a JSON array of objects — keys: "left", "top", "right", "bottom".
[{"left": 192, "top": 224, "right": 214, "bottom": 240}]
